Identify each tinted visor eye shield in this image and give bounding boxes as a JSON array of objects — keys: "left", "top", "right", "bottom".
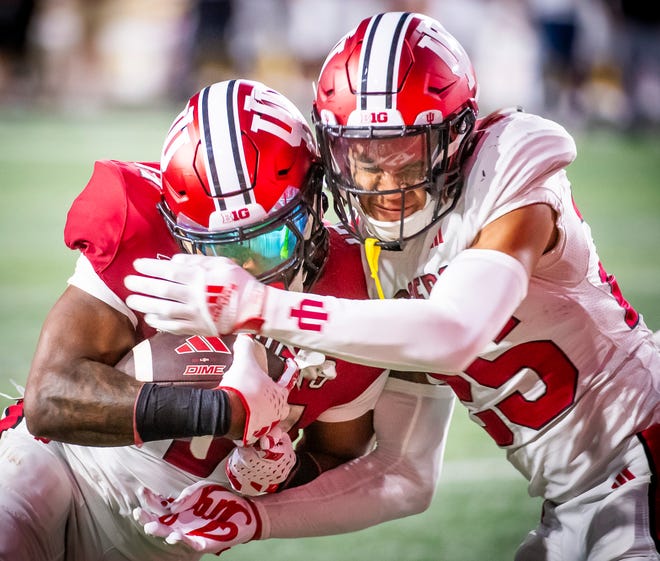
[
  {"left": 324, "top": 128, "right": 441, "bottom": 195},
  {"left": 159, "top": 201, "right": 310, "bottom": 279}
]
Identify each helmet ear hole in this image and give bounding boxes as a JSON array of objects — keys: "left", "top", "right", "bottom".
[{"left": 454, "top": 110, "right": 475, "bottom": 135}]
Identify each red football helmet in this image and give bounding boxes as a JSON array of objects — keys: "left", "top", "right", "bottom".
[
  {"left": 160, "top": 79, "right": 327, "bottom": 289},
  {"left": 313, "top": 12, "right": 479, "bottom": 250}
]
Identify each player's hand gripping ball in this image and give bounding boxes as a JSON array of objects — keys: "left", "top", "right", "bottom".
[{"left": 116, "top": 332, "right": 299, "bottom": 445}]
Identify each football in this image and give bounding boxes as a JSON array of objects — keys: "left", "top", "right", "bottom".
[{"left": 116, "top": 332, "right": 286, "bottom": 388}]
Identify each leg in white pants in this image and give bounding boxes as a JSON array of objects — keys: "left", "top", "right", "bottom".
[{"left": 0, "top": 421, "right": 106, "bottom": 561}]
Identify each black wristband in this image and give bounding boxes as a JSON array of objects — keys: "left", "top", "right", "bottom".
[{"left": 134, "top": 383, "right": 231, "bottom": 443}]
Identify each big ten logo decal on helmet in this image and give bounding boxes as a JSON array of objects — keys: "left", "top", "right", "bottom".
[
  {"left": 245, "top": 88, "right": 314, "bottom": 150},
  {"left": 207, "top": 204, "right": 265, "bottom": 231},
  {"left": 211, "top": 207, "right": 251, "bottom": 226},
  {"left": 348, "top": 108, "right": 404, "bottom": 126},
  {"left": 360, "top": 111, "right": 389, "bottom": 123}
]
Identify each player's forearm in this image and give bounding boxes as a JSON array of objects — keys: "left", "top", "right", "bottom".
[
  {"left": 262, "top": 293, "right": 446, "bottom": 370},
  {"left": 262, "top": 249, "right": 528, "bottom": 373},
  {"left": 253, "top": 379, "right": 455, "bottom": 538},
  {"left": 24, "top": 360, "right": 246, "bottom": 446},
  {"left": 24, "top": 359, "right": 141, "bottom": 445}
]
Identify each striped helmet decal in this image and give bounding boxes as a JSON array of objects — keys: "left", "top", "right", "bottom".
[
  {"left": 357, "top": 12, "right": 415, "bottom": 112},
  {"left": 198, "top": 80, "right": 253, "bottom": 211}
]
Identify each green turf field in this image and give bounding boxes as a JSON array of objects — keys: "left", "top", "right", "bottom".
[{"left": 0, "top": 108, "right": 658, "bottom": 561}]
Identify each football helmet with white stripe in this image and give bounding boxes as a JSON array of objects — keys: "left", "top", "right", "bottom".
[
  {"left": 159, "top": 79, "right": 327, "bottom": 290},
  {"left": 313, "top": 12, "right": 478, "bottom": 250}
]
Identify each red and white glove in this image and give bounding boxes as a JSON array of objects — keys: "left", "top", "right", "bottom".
[
  {"left": 218, "top": 334, "right": 299, "bottom": 446},
  {"left": 124, "top": 254, "right": 268, "bottom": 336},
  {"left": 134, "top": 482, "right": 261, "bottom": 555},
  {"left": 226, "top": 426, "right": 297, "bottom": 496}
]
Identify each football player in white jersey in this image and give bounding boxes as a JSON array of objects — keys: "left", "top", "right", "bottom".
[
  {"left": 0, "top": 79, "right": 454, "bottom": 559},
  {"left": 126, "top": 12, "right": 660, "bottom": 560}
]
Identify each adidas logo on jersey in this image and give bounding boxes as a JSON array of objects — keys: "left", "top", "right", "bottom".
[
  {"left": 611, "top": 467, "right": 636, "bottom": 489},
  {"left": 175, "top": 335, "right": 231, "bottom": 354}
]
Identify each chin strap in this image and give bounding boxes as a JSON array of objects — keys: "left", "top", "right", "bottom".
[{"left": 365, "top": 238, "right": 385, "bottom": 300}]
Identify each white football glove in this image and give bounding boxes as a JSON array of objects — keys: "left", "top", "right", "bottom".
[
  {"left": 218, "top": 334, "right": 299, "bottom": 446},
  {"left": 226, "top": 426, "right": 297, "bottom": 496},
  {"left": 134, "top": 482, "right": 261, "bottom": 555},
  {"left": 124, "top": 254, "right": 268, "bottom": 336}
]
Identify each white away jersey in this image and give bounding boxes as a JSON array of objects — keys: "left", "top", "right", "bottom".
[{"left": 361, "top": 109, "right": 660, "bottom": 502}]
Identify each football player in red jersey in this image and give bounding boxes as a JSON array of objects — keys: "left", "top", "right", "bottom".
[
  {"left": 0, "top": 79, "right": 454, "bottom": 559},
  {"left": 127, "top": 13, "right": 660, "bottom": 560}
]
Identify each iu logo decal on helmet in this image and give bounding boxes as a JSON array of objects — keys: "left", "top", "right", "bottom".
[
  {"left": 159, "top": 79, "right": 328, "bottom": 289},
  {"left": 313, "top": 12, "right": 479, "bottom": 250}
]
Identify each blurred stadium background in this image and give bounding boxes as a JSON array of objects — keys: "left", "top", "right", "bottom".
[{"left": 1, "top": 1, "right": 658, "bottom": 560}]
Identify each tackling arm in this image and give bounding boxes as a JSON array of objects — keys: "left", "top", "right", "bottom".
[
  {"left": 261, "top": 204, "right": 554, "bottom": 373},
  {"left": 125, "top": 248, "right": 527, "bottom": 373},
  {"left": 134, "top": 375, "right": 453, "bottom": 551},
  {"left": 252, "top": 377, "right": 455, "bottom": 538},
  {"left": 126, "top": 204, "right": 555, "bottom": 374},
  {"left": 261, "top": 247, "right": 528, "bottom": 372}
]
